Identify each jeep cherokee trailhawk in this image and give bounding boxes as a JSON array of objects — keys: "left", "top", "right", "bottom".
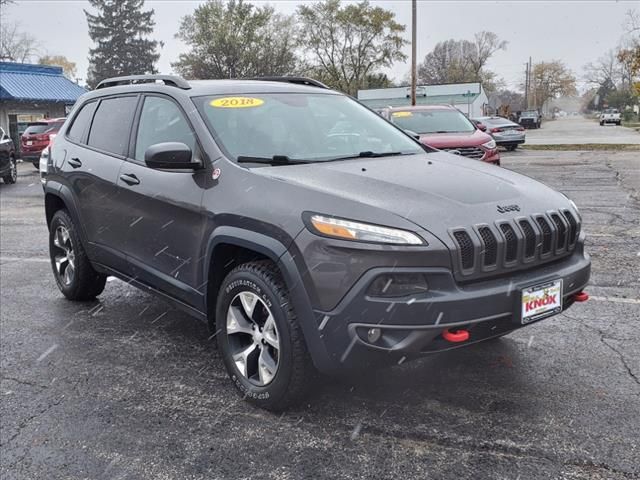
[{"left": 43, "top": 75, "right": 591, "bottom": 410}]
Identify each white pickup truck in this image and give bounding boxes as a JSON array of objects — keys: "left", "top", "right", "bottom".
[{"left": 599, "top": 108, "right": 621, "bottom": 126}]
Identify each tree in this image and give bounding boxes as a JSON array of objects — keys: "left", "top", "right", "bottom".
[
  {"left": 39, "top": 55, "right": 77, "bottom": 79},
  {"left": 0, "top": 0, "right": 38, "bottom": 63},
  {"left": 417, "top": 31, "right": 506, "bottom": 89},
  {"left": 530, "top": 61, "right": 577, "bottom": 109},
  {"left": 584, "top": 50, "right": 624, "bottom": 89},
  {"left": 173, "top": 0, "right": 298, "bottom": 80},
  {"left": 297, "top": 0, "right": 407, "bottom": 96},
  {"left": 85, "top": 0, "right": 160, "bottom": 88}
]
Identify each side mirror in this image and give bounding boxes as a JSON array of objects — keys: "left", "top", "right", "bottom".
[
  {"left": 144, "top": 142, "right": 201, "bottom": 169},
  {"left": 404, "top": 129, "right": 421, "bottom": 141},
  {"left": 476, "top": 123, "right": 487, "bottom": 132}
]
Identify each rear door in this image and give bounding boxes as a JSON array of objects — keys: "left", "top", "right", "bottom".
[
  {"left": 63, "top": 95, "right": 138, "bottom": 271},
  {"left": 114, "top": 94, "right": 207, "bottom": 309}
]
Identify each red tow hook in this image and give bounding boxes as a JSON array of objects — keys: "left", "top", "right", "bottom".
[
  {"left": 442, "top": 329, "right": 470, "bottom": 343},
  {"left": 573, "top": 291, "right": 589, "bottom": 302}
]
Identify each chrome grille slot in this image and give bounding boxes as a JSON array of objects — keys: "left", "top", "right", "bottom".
[
  {"left": 518, "top": 219, "right": 536, "bottom": 258},
  {"left": 499, "top": 223, "right": 518, "bottom": 262},
  {"left": 478, "top": 226, "right": 497, "bottom": 266},
  {"left": 550, "top": 213, "right": 567, "bottom": 250},
  {"left": 536, "top": 216, "right": 553, "bottom": 254},
  {"left": 442, "top": 146, "right": 484, "bottom": 160}
]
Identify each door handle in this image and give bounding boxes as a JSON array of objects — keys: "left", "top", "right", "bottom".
[
  {"left": 119, "top": 173, "right": 140, "bottom": 186},
  {"left": 68, "top": 157, "right": 82, "bottom": 168}
]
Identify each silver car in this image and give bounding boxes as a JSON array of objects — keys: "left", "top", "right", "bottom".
[{"left": 474, "top": 116, "right": 526, "bottom": 151}]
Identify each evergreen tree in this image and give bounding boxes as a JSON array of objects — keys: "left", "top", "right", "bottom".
[{"left": 85, "top": 0, "right": 160, "bottom": 88}]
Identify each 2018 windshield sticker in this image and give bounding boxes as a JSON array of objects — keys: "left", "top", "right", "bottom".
[
  {"left": 210, "top": 97, "right": 264, "bottom": 108},
  {"left": 392, "top": 111, "right": 412, "bottom": 117}
]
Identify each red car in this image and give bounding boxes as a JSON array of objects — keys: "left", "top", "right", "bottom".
[
  {"left": 20, "top": 118, "right": 65, "bottom": 167},
  {"left": 384, "top": 105, "right": 500, "bottom": 165}
]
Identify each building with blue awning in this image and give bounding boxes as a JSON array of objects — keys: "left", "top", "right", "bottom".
[{"left": 0, "top": 62, "right": 86, "bottom": 147}]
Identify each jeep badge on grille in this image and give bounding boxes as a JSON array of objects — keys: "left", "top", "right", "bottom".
[{"left": 497, "top": 204, "right": 521, "bottom": 213}]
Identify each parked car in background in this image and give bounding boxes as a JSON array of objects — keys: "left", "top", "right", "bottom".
[
  {"left": 473, "top": 116, "right": 526, "bottom": 151},
  {"left": 20, "top": 118, "right": 65, "bottom": 167},
  {"left": 599, "top": 108, "right": 621, "bottom": 126},
  {"left": 383, "top": 105, "right": 500, "bottom": 165},
  {"left": 0, "top": 127, "right": 17, "bottom": 184},
  {"left": 518, "top": 110, "right": 542, "bottom": 129}
]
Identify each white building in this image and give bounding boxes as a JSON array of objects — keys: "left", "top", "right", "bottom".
[{"left": 357, "top": 82, "right": 489, "bottom": 117}]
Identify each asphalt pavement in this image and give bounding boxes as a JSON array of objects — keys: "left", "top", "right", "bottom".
[
  {"left": 1, "top": 151, "right": 639, "bottom": 480},
  {"left": 524, "top": 116, "right": 640, "bottom": 145}
]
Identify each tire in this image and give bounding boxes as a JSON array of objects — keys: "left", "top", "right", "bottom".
[
  {"left": 49, "top": 209, "right": 107, "bottom": 300},
  {"left": 507, "top": 145, "right": 517, "bottom": 151},
  {"left": 599, "top": 121, "right": 604, "bottom": 126},
  {"left": 32, "top": 161, "right": 39, "bottom": 169},
  {"left": 216, "top": 260, "right": 315, "bottom": 411},
  {"left": 2, "top": 156, "right": 17, "bottom": 184}
]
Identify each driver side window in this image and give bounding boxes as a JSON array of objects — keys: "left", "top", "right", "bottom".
[{"left": 135, "top": 96, "right": 197, "bottom": 162}]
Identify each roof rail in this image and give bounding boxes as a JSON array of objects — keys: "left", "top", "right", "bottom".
[
  {"left": 247, "top": 76, "right": 329, "bottom": 89},
  {"left": 95, "top": 75, "right": 191, "bottom": 90}
]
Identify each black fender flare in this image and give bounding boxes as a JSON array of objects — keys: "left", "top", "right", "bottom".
[
  {"left": 204, "top": 226, "right": 333, "bottom": 372},
  {"left": 44, "top": 180, "right": 89, "bottom": 247}
]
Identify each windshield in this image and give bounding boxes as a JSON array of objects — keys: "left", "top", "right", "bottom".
[
  {"left": 23, "top": 122, "right": 63, "bottom": 135},
  {"left": 521, "top": 111, "right": 538, "bottom": 117},
  {"left": 481, "top": 117, "right": 516, "bottom": 126},
  {"left": 389, "top": 109, "right": 475, "bottom": 134},
  {"left": 195, "top": 93, "right": 422, "bottom": 162}
]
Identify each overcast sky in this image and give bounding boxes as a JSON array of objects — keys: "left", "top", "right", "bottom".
[{"left": 4, "top": 0, "right": 636, "bottom": 91}]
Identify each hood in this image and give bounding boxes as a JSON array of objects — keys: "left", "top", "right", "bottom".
[
  {"left": 418, "top": 129, "right": 492, "bottom": 149},
  {"left": 254, "top": 152, "right": 570, "bottom": 241}
]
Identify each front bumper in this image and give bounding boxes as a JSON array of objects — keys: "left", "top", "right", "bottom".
[{"left": 313, "top": 249, "right": 590, "bottom": 372}]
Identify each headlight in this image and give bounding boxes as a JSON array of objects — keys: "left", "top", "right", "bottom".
[
  {"left": 308, "top": 214, "right": 424, "bottom": 245},
  {"left": 482, "top": 139, "right": 496, "bottom": 149}
]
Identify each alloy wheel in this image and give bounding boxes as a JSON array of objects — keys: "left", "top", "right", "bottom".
[
  {"left": 52, "top": 226, "right": 76, "bottom": 286},
  {"left": 226, "top": 291, "right": 280, "bottom": 386}
]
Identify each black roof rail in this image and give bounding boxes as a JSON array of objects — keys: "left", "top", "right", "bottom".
[
  {"left": 247, "top": 76, "right": 329, "bottom": 89},
  {"left": 95, "top": 75, "right": 191, "bottom": 90}
]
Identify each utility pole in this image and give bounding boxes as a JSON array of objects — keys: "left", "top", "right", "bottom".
[
  {"left": 528, "top": 56, "right": 533, "bottom": 109},
  {"left": 410, "top": 0, "right": 417, "bottom": 106},
  {"left": 524, "top": 62, "right": 529, "bottom": 110}
]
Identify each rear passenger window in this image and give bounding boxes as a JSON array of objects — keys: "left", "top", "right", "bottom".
[
  {"left": 87, "top": 96, "right": 138, "bottom": 156},
  {"left": 67, "top": 101, "right": 97, "bottom": 143},
  {"left": 134, "top": 96, "right": 196, "bottom": 162}
]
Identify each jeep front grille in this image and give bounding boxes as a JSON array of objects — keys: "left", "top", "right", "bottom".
[
  {"left": 442, "top": 146, "right": 484, "bottom": 160},
  {"left": 450, "top": 210, "right": 580, "bottom": 278}
]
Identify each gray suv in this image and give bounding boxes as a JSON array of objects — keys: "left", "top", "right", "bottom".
[{"left": 43, "top": 75, "right": 591, "bottom": 410}]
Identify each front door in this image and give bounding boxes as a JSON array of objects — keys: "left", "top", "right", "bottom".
[{"left": 115, "top": 94, "right": 207, "bottom": 310}]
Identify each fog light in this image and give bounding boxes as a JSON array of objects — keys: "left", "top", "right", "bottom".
[
  {"left": 367, "top": 328, "right": 382, "bottom": 343},
  {"left": 368, "top": 273, "right": 428, "bottom": 298}
]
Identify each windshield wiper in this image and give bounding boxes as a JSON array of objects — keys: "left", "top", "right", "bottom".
[
  {"left": 326, "top": 151, "right": 417, "bottom": 162},
  {"left": 237, "top": 155, "right": 308, "bottom": 165}
]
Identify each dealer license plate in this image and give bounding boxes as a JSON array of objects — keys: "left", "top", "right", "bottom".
[{"left": 521, "top": 279, "right": 562, "bottom": 324}]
